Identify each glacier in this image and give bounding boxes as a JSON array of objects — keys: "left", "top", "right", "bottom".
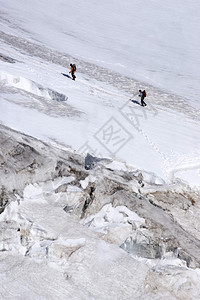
[{"left": 0, "top": 0, "right": 200, "bottom": 299}]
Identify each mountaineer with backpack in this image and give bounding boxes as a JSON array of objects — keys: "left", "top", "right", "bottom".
[
  {"left": 69, "top": 63, "right": 76, "bottom": 80},
  {"left": 138, "top": 89, "right": 147, "bottom": 107}
]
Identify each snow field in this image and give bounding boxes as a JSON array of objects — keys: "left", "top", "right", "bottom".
[
  {"left": 1, "top": 0, "right": 200, "bottom": 105},
  {"left": 1, "top": 54, "right": 200, "bottom": 188}
]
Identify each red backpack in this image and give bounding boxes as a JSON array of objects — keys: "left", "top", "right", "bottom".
[
  {"left": 143, "top": 90, "right": 146, "bottom": 97},
  {"left": 72, "top": 64, "right": 76, "bottom": 72}
]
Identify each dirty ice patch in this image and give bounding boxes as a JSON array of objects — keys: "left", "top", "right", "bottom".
[
  {"left": 141, "top": 170, "right": 166, "bottom": 185},
  {"left": 23, "top": 183, "right": 44, "bottom": 200},
  {"left": 106, "top": 161, "right": 131, "bottom": 172},
  {"left": 28, "top": 237, "right": 86, "bottom": 262},
  {"left": 83, "top": 203, "right": 145, "bottom": 233},
  {"left": 80, "top": 175, "right": 97, "bottom": 189},
  {"left": 96, "top": 240, "right": 122, "bottom": 262},
  {"left": 0, "top": 200, "right": 19, "bottom": 223},
  {"left": 23, "top": 177, "right": 75, "bottom": 200}
]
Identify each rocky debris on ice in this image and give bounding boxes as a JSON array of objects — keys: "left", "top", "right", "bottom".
[
  {"left": 1, "top": 124, "right": 200, "bottom": 299},
  {"left": 0, "top": 124, "right": 200, "bottom": 267}
]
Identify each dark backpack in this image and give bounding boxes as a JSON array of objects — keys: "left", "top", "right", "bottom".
[
  {"left": 72, "top": 64, "right": 76, "bottom": 72},
  {"left": 143, "top": 90, "right": 146, "bottom": 97}
]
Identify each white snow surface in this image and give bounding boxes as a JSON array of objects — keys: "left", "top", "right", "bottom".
[
  {"left": 0, "top": 1, "right": 200, "bottom": 299},
  {"left": 1, "top": 0, "right": 200, "bottom": 105},
  {"left": 0, "top": 46, "right": 200, "bottom": 188}
]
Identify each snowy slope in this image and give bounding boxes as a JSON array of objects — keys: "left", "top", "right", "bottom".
[
  {"left": 0, "top": 46, "right": 200, "bottom": 188},
  {"left": 1, "top": 0, "right": 200, "bottom": 105},
  {"left": 0, "top": 0, "right": 200, "bottom": 188}
]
